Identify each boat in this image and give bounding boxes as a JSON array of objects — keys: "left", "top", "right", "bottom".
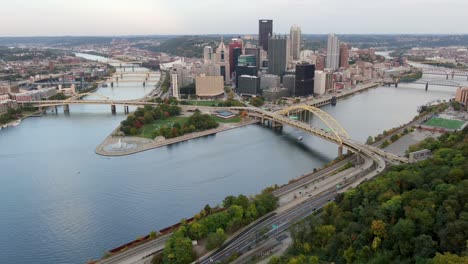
[
  {"left": 76, "top": 170, "right": 81, "bottom": 174},
  {"left": 11, "top": 120, "right": 21, "bottom": 127},
  {"left": 297, "top": 136, "right": 304, "bottom": 141}
]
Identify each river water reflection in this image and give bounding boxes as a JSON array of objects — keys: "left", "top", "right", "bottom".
[{"left": 0, "top": 54, "right": 461, "bottom": 263}]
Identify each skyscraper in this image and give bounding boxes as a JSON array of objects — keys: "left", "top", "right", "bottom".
[
  {"left": 259, "top": 19, "right": 273, "bottom": 51},
  {"left": 290, "top": 25, "right": 301, "bottom": 61},
  {"left": 326, "top": 33, "right": 340, "bottom": 70},
  {"left": 215, "top": 37, "right": 230, "bottom": 82},
  {"left": 339, "top": 43, "right": 349, "bottom": 68},
  {"left": 229, "top": 39, "right": 243, "bottom": 77},
  {"left": 203, "top": 46, "right": 213, "bottom": 63},
  {"left": 295, "top": 63, "right": 315, "bottom": 97},
  {"left": 268, "top": 35, "right": 289, "bottom": 77}
]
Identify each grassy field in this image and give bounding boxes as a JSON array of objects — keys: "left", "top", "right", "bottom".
[
  {"left": 211, "top": 115, "right": 241, "bottom": 123},
  {"left": 185, "top": 100, "right": 224, "bottom": 106},
  {"left": 139, "top": 116, "right": 189, "bottom": 138},
  {"left": 424, "top": 117, "right": 464, "bottom": 130}
]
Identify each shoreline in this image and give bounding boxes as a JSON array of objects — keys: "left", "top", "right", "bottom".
[{"left": 95, "top": 119, "right": 259, "bottom": 157}]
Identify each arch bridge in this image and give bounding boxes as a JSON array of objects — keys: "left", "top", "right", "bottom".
[{"left": 24, "top": 99, "right": 408, "bottom": 163}]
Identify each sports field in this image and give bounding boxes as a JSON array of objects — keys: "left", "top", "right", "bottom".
[{"left": 424, "top": 117, "right": 464, "bottom": 130}]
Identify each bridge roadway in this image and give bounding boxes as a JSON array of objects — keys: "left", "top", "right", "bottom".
[{"left": 24, "top": 98, "right": 408, "bottom": 163}]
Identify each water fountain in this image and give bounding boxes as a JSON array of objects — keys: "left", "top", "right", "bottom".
[{"left": 104, "top": 138, "right": 137, "bottom": 152}]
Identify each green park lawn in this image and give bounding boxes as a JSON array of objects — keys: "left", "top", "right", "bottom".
[
  {"left": 424, "top": 117, "right": 464, "bottom": 130},
  {"left": 139, "top": 116, "right": 189, "bottom": 139},
  {"left": 186, "top": 100, "right": 224, "bottom": 106},
  {"left": 137, "top": 115, "right": 242, "bottom": 139},
  {"left": 211, "top": 115, "right": 241, "bottom": 123}
]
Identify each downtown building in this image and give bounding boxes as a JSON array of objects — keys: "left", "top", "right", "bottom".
[
  {"left": 268, "top": 35, "right": 290, "bottom": 77},
  {"left": 339, "top": 43, "right": 349, "bottom": 68},
  {"left": 294, "top": 63, "right": 315, "bottom": 97},
  {"left": 326, "top": 33, "right": 340, "bottom": 70},
  {"left": 290, "top": 25, "right": 301, "bottom": 61},
  {"left": 229, "top": 38, "right": 243, "bottom": 78},
  {"left": 237, "top": 75, "right": 261, "bottom": 96},
  {"left": 215, "top": 38, "right": 230, "bottom": 82},
  {"left": 259, "top": 19, "right": 273, "bottom": 51}
]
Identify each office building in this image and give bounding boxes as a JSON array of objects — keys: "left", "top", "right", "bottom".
[
  {"left": 195, "top": 75, "right": 224, "bottom": 98},
  {"left": 325, "top": 72, "right": 334, "bottom": 91},
  {"left": 268, "top": 35, "right": 289, "bottom": 77},
  {"left": 229, "top": 39, "right": 243, "bottom": 77},
  {"left": 455, "top": 87, "right": 468, "bottom": 106},
  {"left": 245, "top": 47, "right": 261, "bottom": 70},
  {"left": 235, "top": 65, "right": 257, "bottom": 88},
  {"left": 339, "top": 43, "right": 349, "bottom": 68},
  {"left": 314, "top": 71, "right": 326, "bottom": 95},
  {"left": 203, "top": 46, "right": 213, "bottom": 63},
  {"left": 238, "top": 55, "right": 256, "bottom": 66},
  {"left": 290, "top": 25, "right": 301, "bottom": 61},
  {"left": 238, "top": 75, "right": 261, "bottom": 95},
  {"left": 260, "top": 74, "right": 280, "bottom": 90},
  {"left": 326, "top": 33, "right": 340, "bottom": 70},
  {"left": 171, "top": 69, "right": 179, "bottom": 99},
  {"left": 263, "top": 87, "right": 289, "bottom": 101},
  {"left": 259, "top": 19, "right": 273, "bottom": 51},
  {"left": 215, "top": 38, "right": 230, "bottom": 82},
  {"left": 282, "top": 74, "right": 296, "bottom": 95},
  {"left": 295, "top": 63, "right": 315, "bottom": 96}
]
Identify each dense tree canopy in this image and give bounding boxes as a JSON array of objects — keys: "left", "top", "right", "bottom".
[{"left": 273, "top": 127, "right": 468, "bottom": 264}]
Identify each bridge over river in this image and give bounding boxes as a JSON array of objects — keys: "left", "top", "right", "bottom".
[{"left": 23, "top": 97, "right": 408, "bottom": 164}]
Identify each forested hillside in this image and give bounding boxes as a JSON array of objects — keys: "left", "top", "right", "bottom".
[{"left": 271, "top": 127, "right": 468, "bottom": 264}]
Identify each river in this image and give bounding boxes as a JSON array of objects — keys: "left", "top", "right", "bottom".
[{"left": 0, "top": 53, "right": 462, "bottom": 264}]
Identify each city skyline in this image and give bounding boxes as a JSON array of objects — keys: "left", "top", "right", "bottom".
[{"left": 1, "top": 0, "right": 467, "bottom": 36}]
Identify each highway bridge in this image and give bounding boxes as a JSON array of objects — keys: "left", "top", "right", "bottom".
[
  {"left": 422, "top": 68, "right": 468, "bottom": 79},
  {"left": 23, "top": 98, "right": 408, "bottom": 164}
]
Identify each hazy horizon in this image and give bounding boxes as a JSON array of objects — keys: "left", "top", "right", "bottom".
[{"left": 0, "top": 0, "right": 466, "bottom": 36}]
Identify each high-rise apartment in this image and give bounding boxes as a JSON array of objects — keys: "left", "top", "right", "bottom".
[
  {"left": 259, "top": 19, "right": 273, "bottom": 51},
  {"left": 326, "top": 33, "right": 340, "bottom": 70},
  {"left": 290, "top": 25, "right": 301, "bottom": 61}
]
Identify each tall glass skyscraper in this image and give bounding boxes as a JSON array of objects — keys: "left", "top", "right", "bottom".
[{"left": 259, "top": 19, "right": 273, "bottom": 51}]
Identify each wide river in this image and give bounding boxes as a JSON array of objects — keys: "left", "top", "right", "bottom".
[{"left": 0, "top": 53, "right": 463, "bottom": 264}]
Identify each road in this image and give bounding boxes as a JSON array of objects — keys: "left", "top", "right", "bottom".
[
  {"left": 196, "top": 151, "right": 380, "bottom": 264},
  {"left": 96, "top": 234, "right": 170, "bottom": 264}
]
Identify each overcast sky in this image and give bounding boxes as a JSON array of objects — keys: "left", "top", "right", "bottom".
[{"left": 0, "top": 0, "right": 466, "bottom": 36}]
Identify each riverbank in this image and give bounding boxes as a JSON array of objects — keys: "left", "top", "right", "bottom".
[{"left": 95, "top": 118, "right": 259, "bottom": 156}]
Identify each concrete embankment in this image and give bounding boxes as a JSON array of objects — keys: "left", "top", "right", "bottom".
[{"left": 95, "top": 119, "right": 259, "bottom": 157}]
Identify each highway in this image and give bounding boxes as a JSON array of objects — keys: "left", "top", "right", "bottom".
[
  {"left": 96, "top": 234, "right": 171, "bottom": 264},
  {"left": 196, "top": 150, "right": 381, "bottom": 264}
]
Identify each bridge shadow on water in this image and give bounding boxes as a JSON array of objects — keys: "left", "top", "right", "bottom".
[{"left": 260, "top": 125, "right": 332, "bottom": 164}]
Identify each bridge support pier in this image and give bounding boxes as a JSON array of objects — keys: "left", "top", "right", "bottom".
[
  {"left": 63, "top": 104, "right": 70, "bottom": 114},
  {"left": 124, "top": 106, "right": 129, "bottom": 114},
  {"left": 338, "top": 145, "right": 343, "bottom": 158},
  {"left": 54, "top": 105, "right": 58, "bottom": 113},
  {"left": 111, "top": 105, "right": 116, "bottom": 115},
  {"left": 425, "top": 82, "right": 429, "bottom": 91},
  {"left": 446, "top": 74, "right": 449, "bottom": 80},
  {"left": 395, "top": 82, "right": 398, "bottom": 88}
]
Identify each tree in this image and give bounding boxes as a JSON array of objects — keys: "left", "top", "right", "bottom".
[
  {"left": 366, "top": 136, "right": 374, "bottom": 144},
  {"left": 206, "top": 228, "right": 227, "bottom": 250},
  {"left": 371, "top": 220, "right": 387, "bottom": 239},
  {"left": 413, "top": 234, "right": 437, "bottom": 258},
  {"left": 432, "top": 252, "right": 468, "bottom": 264},
  {"left": 188, "top": 222, "right": 207, "bottom": 240}
]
